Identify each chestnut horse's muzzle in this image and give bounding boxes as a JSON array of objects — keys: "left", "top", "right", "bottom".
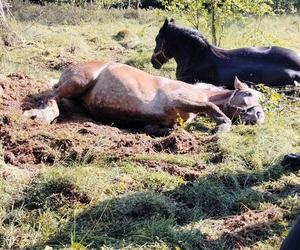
[{"left": 239, "top": 105, "right": 265, "bottom": 125}]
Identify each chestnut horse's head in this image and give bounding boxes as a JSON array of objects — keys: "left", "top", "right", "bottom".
[
  {"left": 223, "top": 77, "right": 265, "bottom": 125},
  {"left": 151, "top": 19, "right": 175, "bottom": 69}
]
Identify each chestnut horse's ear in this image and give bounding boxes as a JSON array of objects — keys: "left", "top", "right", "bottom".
[{"left": 234, "top": 76, "right": 248, "bottom": 90}]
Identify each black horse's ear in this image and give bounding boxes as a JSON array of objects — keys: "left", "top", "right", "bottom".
[
  {"left": 162, "top": 19, "right": 169, "bottom": 30},
  {"left": 170, "top": 18, "right": 175, "bottom": 24}
]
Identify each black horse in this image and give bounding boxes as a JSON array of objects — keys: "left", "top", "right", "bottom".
[{"left": 151, "top": 19, "right": 300, "bottom": 89}]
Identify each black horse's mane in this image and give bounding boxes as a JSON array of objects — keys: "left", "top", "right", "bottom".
[
  {"left": 167, "top": 23, "right": 225, "bottom": 58},
  {"left": 168, "top": 24, "right": 209, "bottom": 47}
]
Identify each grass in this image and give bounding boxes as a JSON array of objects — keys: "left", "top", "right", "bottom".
[{"left": 0, "top": 2, "right": 300, "bottom": 249}]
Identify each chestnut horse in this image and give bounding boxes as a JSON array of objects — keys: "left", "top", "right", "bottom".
[
  {"left": 151, "top": 19, "right": 300, "bottom": 89},
  {"left": 24, "top": 61, "right": 265, "bottom": 135}
]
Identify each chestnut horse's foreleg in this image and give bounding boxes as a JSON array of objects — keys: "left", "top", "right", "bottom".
[
  {"left": 171, "top": 99, "right": 232, "bottom": 132},
  {"left": 24, "top": 74, "right": 93, "bottom": 124},
  {"left": 53, "top": 74, "right": 95, "bottom": 100}
]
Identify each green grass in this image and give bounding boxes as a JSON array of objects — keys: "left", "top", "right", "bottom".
[{"left": 0, "top": 3, "right": 300, "bottom": 250}]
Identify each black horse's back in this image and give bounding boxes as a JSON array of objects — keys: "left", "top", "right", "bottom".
[
  {"left": 152, "top": 19, "right": 300, "bottom": 88},
  {"left": 227, "top": 46, "right": 300, "bottom": 70}
]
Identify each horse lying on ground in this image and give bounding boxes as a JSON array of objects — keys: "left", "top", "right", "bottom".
[
  {"left": 24, "top": 61, "right": 265, "bottom": 135},
  {"left": 151, "top": 19, "right": 300, "bottom": 89}
]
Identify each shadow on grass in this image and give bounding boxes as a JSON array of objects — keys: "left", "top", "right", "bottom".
[{"left": 20, "top": 156, "right": 299, "bottom": 249}]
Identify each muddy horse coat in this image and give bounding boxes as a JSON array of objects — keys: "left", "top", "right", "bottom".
[
  {"left": 151, "top": 19, "right": 300, "bottom": 88},
  {"left": 24, "top": 61, "right": 265, "bottom": 134}
]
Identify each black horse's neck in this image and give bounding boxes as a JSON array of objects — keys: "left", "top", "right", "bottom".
[{"left": 167, "top": 25, "right": 225, "bottom": 83}]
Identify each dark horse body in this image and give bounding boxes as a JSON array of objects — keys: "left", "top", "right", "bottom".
[{"left": 151, "top": 19, "right": 300, "bottom": 89}]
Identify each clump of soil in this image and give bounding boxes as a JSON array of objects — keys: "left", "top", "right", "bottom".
[
  {"left": 111, "top": 128, "right": 207, "bottom": 155},
  {"left": 113, "top": 29, "right": 139, "bottom": 49},
  {"left": 143, "top": 160, "right": 205, "bottom": 181},
  {"left": 46, "top": 54, "right": 75, "bottom": 70},
  {"left": 114, "top": 29, "right": 136, "bottom": 41},
  {"left": 153, "top": 130, "right": 210, "bottom": 154},
  {"left": 1, "top": 72, "right": 46, "bottom": 111},
  {"left": 223, "top": 206, "right": 284, "bottom": 248},
  {"left": 0, "top": 118, "right": 35, "bottom": 166}
]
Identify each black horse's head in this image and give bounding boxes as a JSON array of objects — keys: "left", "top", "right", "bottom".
[
  {"left": 151, "top": 19, "right": 175, "bottom": 69},
  {"left": 151, "top": 19, "right": 211, "bottom": 70}
]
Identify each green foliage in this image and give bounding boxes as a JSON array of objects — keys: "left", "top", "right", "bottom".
[
  {"left": 256, "top": 84, "right": 291, "bottom": 112},
  {"left": 272, "top": 0, "right": 299, "bottom": 14},
  {"left": 27, "top": 0, "right": 117, "bottom": 8},
  {"left": 162, "top": 0, "right": 274, "bottom": 45}
]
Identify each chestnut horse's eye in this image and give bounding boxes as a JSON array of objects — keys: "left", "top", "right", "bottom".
[
  {"left": 245, "top": 92, "right": 252, "bottom": 96},
  {"left": 240, "top": 109, "right": 247, "bottom": 114}
]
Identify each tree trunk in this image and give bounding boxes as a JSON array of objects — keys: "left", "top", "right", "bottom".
[
  {"left": 211, "top": 0, "right": 217, "bottom": 45},
  {"left": 0, "top": 0, "right": 6, "bottom": 22}
]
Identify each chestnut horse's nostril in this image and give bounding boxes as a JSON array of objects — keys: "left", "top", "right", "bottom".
[{"left": 256, "top": 111, "right": 262, "bottom": 118}]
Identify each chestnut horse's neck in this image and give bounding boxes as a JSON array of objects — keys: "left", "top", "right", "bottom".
[{"left": 207, "top": 89, "right": 235, "bottom": 108}]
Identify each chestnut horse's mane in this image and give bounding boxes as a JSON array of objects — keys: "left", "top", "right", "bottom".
[{"left": 195, "top": 82, "right": 226, "bottom": 91}]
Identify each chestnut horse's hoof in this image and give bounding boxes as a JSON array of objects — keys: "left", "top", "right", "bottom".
[{"left": 23, "top": 99, "right": 59, "bottom": 124}]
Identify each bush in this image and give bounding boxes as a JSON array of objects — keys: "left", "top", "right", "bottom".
[{"left": 25, "top": 0, "right": 163, "bottom": 9}]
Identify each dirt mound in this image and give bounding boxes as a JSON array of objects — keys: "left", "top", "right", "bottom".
[
  {"left": 143, "top": 160, "right": 205, "bottom": 181},
  {"left": 223, "top": 206, "right": 284, "bottom": 248},
  {"left": 153, "top": 130, "right": 206, "bottom": 154},
  {"left": 1, "top": 73, "right": 46, "bottom": 111},
  {"left": 0, "top": 119, "right": 52, "bottom": 167},
  {"left": 113, "top": 29, "right": 139, "bottom": 49},
  {"left": 0, "top": 117, "right": 35, "bottom": 166},
  {"left": 46, "top": 54, "right": 76, "bottom": 70}
]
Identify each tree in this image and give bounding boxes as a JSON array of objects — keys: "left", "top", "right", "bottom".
[
  {"left": 0, "top": 0, "right": 7, "bottom": 22},
  {"left": 162, "top": 0, "right": 274, "bottom": 45},
  {"left": 272, "top": 0, "right": 299, "bottom": 13}
]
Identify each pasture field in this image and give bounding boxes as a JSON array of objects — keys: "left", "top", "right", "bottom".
[{"left": 0, "top": 2, "right": 300, "bottom": 249}]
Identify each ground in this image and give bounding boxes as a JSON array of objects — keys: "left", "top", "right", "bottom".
[{"left": 0, "top": 2, "right": 300, "bottom": 250}]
